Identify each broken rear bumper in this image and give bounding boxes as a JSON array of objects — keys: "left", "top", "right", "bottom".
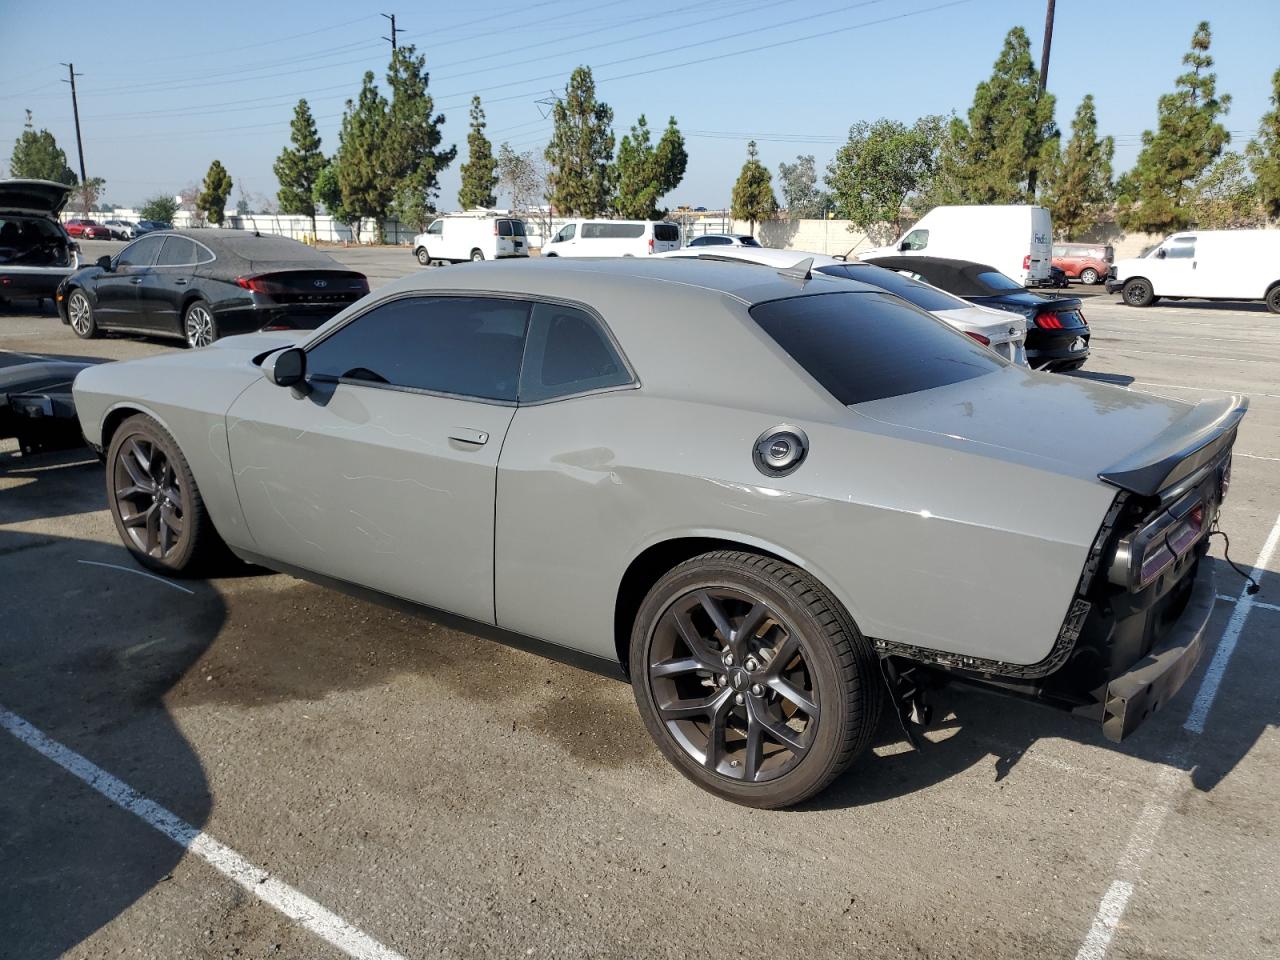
[{"left": 1097, "top": 559, "right": 1215, "bottom": 742}]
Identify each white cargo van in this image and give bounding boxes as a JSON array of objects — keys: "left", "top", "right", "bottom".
[
  {"left": 412, "top": 213, "right": 529, "bottom": 264},
  {"left": 1107, "top": 230, "right": 1280, "bottom": 313},
  {"left": 542, "top": 220, "right": 680, "bottom": 257},
  {"left": 861, "top": 205, "right": 1053, "bottom": 286}
]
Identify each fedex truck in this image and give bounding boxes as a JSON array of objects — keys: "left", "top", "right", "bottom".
[{"left": 860, "top": 205, "right": 1054, "bottom": 286}]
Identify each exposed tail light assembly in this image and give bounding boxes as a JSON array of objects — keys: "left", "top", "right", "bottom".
[
  {"left": 1022, "top": 254, "right": 1031, "bottom": 270},
  {"left": 648, "top": 236, "right": 655, "bottom": 253},
  {"left": 965, "top": 331, "right": 991, "bottom": 346},
  {"left": 1109, "top": 493, "right": 1208, "bottom": 591},
  {"left": 1034, "top": 311, "right": 1064, "bottom": 329}
]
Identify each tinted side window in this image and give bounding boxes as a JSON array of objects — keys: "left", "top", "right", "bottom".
[
  {"left": 739, "top": 236, "right": 761, "bottom": 247},
  {"left": 156, "top": 236, "right": 197, "bottom": 266},
  {"left": 307, "top": 296, "right": 531, "bottom": 402},
  {"left": 653, "top": 223, "right": 679, "bottom": 242},
  {"left": 519, "top": 303, "right": 632, "bottom": 402},
  {"left": 750, "top": 292, "right": 1001, "bottom": 405},
  {"left": 117, "top": 235, "right": 166, "bottom": 268}
]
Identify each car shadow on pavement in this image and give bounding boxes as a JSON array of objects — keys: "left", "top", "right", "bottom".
[
  {"left": 809, "top": 558, "right": 1277, "bottom": 810},
  {"left": 0, "top": 453, "right": 225, "bottom": 959}
]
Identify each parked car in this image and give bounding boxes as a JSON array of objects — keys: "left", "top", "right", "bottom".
[
  {"left": 72, "top": 257, "right": 1242, "bottom": 808},
  {"left": 64, "top": 218, "right": 110, "bottom": 239},
  {"left": 662, "top": 246, "right": 1027, "bottom": 364},
  {"left": 864, "top": 255, "right": 1089, "bottom": 371},
  {"left": 542, "top": 219, "right": 680, "bottom": 257},
  {"left": 134, "top": 220, "right": 173, "bottom": 235},
  {"left": 0, "top": 350, "right": 96, "bottom": 455},
  {"left": 687, "top": 233, "right": 761, "bottom": 249},
  {"left": 412, "top": 214, "right": 529, "bottom": 265},
  {"left": 1106, "top": 230, "right": 1280, "bottom": 313},
  {"left": 1053, "top": 242, "right": 1113, "bottom": 285},
  {"left": 860, "top": 205, "right": 1054, "bottom": 286},
  {"left": 0, "top": 179, "right": 80, "bottom": 305},
  {"left": 56, "top": 229, "right": 369, "bottom": 348},
  {"left": 102, "top": 219, "right": 137, "bottom": 240}
]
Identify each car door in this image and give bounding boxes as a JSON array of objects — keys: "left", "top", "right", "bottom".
[
  {"left": 141, "top": 235, "right": 197, "bottom": 334},
  {"left": 94, "top": 234, "right": 166, "bottom": 327},
  {"left": 225, "top": 294, "right": 530, "bottom": 624},
  {"left": 1150, "top": 236, "right": 1199, "bottom": 296}
]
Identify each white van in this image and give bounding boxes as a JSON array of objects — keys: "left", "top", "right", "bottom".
[
  {"left": 412, "top": 213, "right": 529, "bottom": 264},
  {"left": 1107, "top": 230, "right": 1280, "bottom": 313},
  {"left": 542, "top": 219, "right": 681, "bottom": 257},
  {"left": 861, "top": 205, "right": 1053, "bottom": 286}
]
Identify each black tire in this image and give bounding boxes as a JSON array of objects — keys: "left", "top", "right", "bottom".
[
  {"left": 183, "top": 299, "right": 218, "bottom": 348},
  {"left": 1266, "top": 285, "right": 1280, "bottom": 315},
  {"left": 67, "top": 289, "right": 98, "bottom": 338},
  {"left": 630, "top": 550, "right": 882, "bottom": 809},
  {"left": 470, "top": 249, "right": 485, "bottom": 262},
  {"left": 1122, "top": 277, "right": 1155, "bottom": 307},
  {"left": 1080, "top": 267, "right": 1099, "bottom": 285},
  {"left": 105, "top": 414, "right": 223, "bottom": 576},
  {"left": 415, "top": 246, "right": 431, "bottom": 266}
]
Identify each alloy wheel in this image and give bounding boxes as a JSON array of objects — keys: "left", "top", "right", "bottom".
[
  {"left": 113, "top": 436, "right": 185, "bottom": 560},
  {"left": 1081, "top": 268, "right": 1098, "bottom": 285},
  {"left": 647, "top": 588, "right": 819, "bottom": 783},
  {"left": 185, "top": 305, "right": 215, "bottom": 347},
  {"left": 68, "top": 292, "right": 93, "bottom": 335}
]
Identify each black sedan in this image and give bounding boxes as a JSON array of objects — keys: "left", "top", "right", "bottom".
[
  {"left": 56, "top": 229, "right": 369, "bottom": 348},
  {"left": 863, "top": 255, "right": 1089, "bottom": 371},
  {"left": 0, "top": 351, "right": 96, "bottom": 455}
]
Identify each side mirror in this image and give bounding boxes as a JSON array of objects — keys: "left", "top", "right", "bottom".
[
  {"left": 898, "top": 240, "right": 910, "bottom": 251},
  {"left": 1156, "top": 249, "right": 1167, "bottom": 259},
  {"left": 263, "top": 346, "right": 306, "bottom": 388},
  {"left": 96, "top": 255, "right": 113, "bottom": 271}
]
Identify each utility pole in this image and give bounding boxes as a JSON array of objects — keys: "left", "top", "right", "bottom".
[
  {"left": 61, "top": 62, "right": 89, "bottom": 212},
  {"left": 381, "top": 13, "right": 398, "bottom": 53},
  {"left": 1027, "top": 0, "right": 1056, "bottom": 197}
]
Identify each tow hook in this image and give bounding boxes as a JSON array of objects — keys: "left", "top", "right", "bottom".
[{"left": 880, "top": 657, "right": 934, "bottom": 749}]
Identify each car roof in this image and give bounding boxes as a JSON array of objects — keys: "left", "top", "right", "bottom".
[{"left": 140, "top": 228, "right": 341, "bottom": 268}]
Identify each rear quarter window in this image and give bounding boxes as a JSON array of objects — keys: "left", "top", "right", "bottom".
[{"left": 749, "top": 292, "right": 1003, "bottom": 405}]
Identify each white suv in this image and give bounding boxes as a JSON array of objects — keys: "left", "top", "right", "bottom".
[{"left": 413, "top": 215, "right": 529, "bottom": 265}]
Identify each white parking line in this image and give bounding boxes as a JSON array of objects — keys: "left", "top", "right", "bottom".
[
  {"left": 0, "top": 706, "right": 406, "bottom": 960},
  {"left": 1073, "top": 512, "right": 1280, "bottom": 959},
  {"left": 76, "top": 559, "right": 195, "bottom": 595}
]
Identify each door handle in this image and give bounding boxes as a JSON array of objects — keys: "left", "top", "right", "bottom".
[
  {"left": 131, "top": 278, "right": 143, "bottom": 285},
  {"left": 174, "top": 278, "right": 188, "bottom": 285},
  {"left": 448, "top": 427, "right": 489, "bottom": 445}
]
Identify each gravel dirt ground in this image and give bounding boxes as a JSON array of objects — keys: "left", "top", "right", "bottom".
[{"left": 1, "top": 241, "right": 1277, "bottom": 960}]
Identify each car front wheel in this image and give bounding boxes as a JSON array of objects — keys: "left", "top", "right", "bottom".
[
  {"left": 1266, "top": 285, "right": 1280, "bottom": 315},
  {"left": 1123, "top": 278, "right": 1155, "bottom": 307},
  {"left": 67, "top": 290, "right": 98, "bottom": 338},
  {"left": 470, "top": 249, "right": 485, "bottom": 261},
  {"left": 630, "top": 550, "right": 882, "bottom": 808},
  {"left": 416, "top": 247, "right": 431, "bottom": 266},
  {"left": 1080, "top": 267, "right": 1099, "bottom": 285}
]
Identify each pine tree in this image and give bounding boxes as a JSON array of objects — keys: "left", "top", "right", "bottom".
[
  {"left": 544, "top": 66, "right": 615, "bottom": 216},
  {"left": 312, "top": 159, "right": 355, "bottom": 232},
  {"left": 336, "top": 71, "right": 390, "bottom": 241},
  {"left": 458, "top": 96, "right": 498, "bottom": 209},
  {"left": 1246, "top": 67, "right": 1280, "bottom": 221},
  {"left": 138, "top": 195, "right": 178, "bottom": 224},
  {"left": 1119, "top": 21, "right": 1231, "bottom": 233},
  {"left": 273, "top": 99, "right": 326, "bottom": 237},
  {"left": 613, "top": 115, "right": 658, "bottom": 219},
  {"left": 950, "top": 27, "right": 1057, "bottom": 204},
  {"left": 730, "top": 140, "right": 777, "bottom": 235},
  {"left": 1042, "top": 95, "right": 1114, "bottom": 239},
  {"left": 197, "top": 160, "right": 233, "bottom": 226},
  {"left": 652, "top": 116, "right": 688, "bottom": 216},
  {"left": 383, "top": 45, "right": 455, "bottom": 233},
  {"left": 9, "top": 110, "right": 77, "bottom": 184}
]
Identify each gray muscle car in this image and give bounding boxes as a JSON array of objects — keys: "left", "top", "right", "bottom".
[{"left": 72, "top": 257, "right": 1245, "bottom": 808}]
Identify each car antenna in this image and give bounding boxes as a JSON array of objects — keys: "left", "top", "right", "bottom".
[{"left": 778, "top": 257, "right": 813, "bottom": 281}]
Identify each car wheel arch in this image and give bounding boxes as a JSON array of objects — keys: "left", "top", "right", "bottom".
[
  {"left": 612, "top": 534, "right": 857, "bottom": 676},
  {"left": 100, "top": 402, "right": 177, "bottom": 453}
]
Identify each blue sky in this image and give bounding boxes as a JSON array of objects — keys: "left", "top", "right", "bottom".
[{"left": 1, "top": 0, "right": 1277, "bottom": 211}]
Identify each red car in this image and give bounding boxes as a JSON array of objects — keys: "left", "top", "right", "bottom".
[
  {"left": 1051, "top": 242, "right": 1113, "bottom": 285},
  {"left": 64, "top": 218, "right": 110, "bottom": 239}
]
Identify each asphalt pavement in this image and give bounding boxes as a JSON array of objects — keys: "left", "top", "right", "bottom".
[{"left": 1, "top": 241, "right": 1277, "bottom": 960}]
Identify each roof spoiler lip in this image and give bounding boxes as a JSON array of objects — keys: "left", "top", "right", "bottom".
[{"left": 1098, "top": 394, "right": 1249, "bottom": 498}]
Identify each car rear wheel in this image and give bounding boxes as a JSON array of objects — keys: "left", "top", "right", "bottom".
[
  {"left": 470, "top": 249, "right": 485, "bottom": 261},
  {"left": 67, "top": 290, "right": 98, "bottom": 338},
  {"left": 1122, "top": 278, "right": 1155, "bottom": 307},
  {"left": 1266, "top": 285, "right": 1280, "bottom": 315},
  {"left": 184, "top": 299, "right": 218, "bottom": 348},
  {"left": 1080, "top": 267, "right": 1099, "bottom": 285},
  {"left": 106, "top": 414, "right": 221, "bottom": 576},
  {"left": 630, "top": 550, "right": 882, "bottom": 808},
  {"left": 415, "top": 247, "right": 431, "bottom": 266}
]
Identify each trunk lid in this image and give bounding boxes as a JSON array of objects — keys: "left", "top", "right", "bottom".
[
  {"left": 0, "top": 179, "right": 73, "bottom": 217},
  {"left": 852, "top": 367, "right": 1243, "bottom": 492}
]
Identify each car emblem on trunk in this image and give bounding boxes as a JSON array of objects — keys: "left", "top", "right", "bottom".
[{"left": 313, "top": 279, "right": 327, "bottom": 288}]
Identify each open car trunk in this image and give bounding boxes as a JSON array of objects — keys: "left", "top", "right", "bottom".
[{"left": 0, "top": 215, "right": 76, "bottom": 268}]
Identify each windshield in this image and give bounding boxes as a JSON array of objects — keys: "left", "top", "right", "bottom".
[
  {"left": 749, "top": 292, "right": 1003, "bottom": 405},
  {"left": 818, "top": 264, "right": 966, "bottom": 313}
]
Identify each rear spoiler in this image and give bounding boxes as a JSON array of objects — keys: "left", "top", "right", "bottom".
[{"left": 1099, "top": 395, "right": 1248, "bottom": 498}]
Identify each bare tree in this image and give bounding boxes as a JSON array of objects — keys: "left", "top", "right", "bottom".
[{"left": 497, "top": 142, "right": 552, "bottom": 245}]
